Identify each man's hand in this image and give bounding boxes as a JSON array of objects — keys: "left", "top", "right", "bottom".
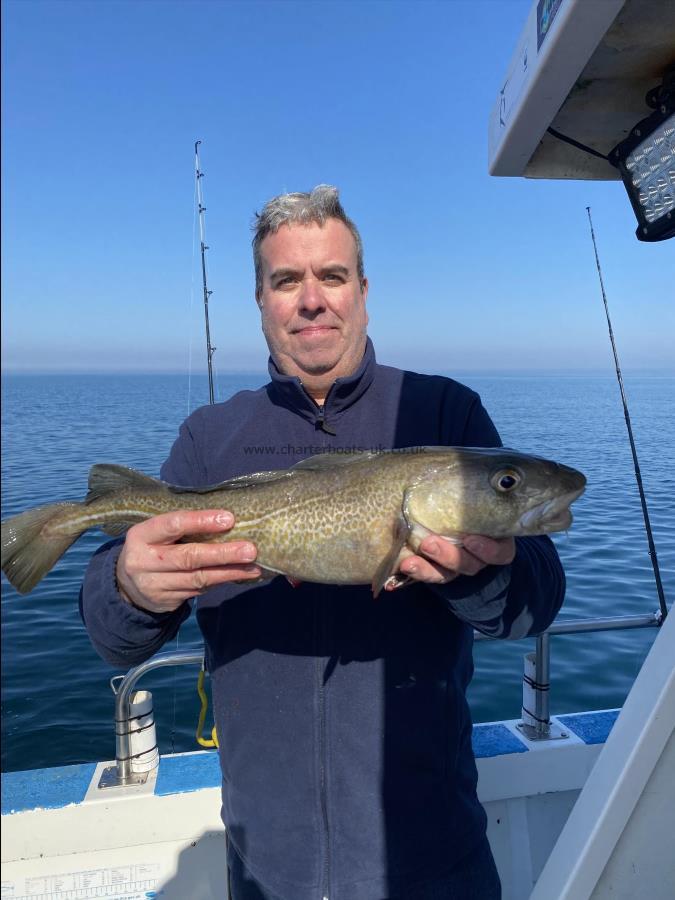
[
  {"left": 392, "top": 535, "right": 516, "bottom": 588},
  {"left": 115, "top": 510, "right": 261, "bottom": 613}
]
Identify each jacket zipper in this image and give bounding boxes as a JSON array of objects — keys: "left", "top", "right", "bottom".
[
  {"left": 312, "top": 389, "right": 337, "bottom": 436},
  {"left": 316, "top": 596, "right": 330, "bottom": 900},
  {"left": 316, "top": 414, "right": 337, "bottom": 436}
]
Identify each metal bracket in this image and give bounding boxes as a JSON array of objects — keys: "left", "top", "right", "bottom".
[
  {"left": 516, "top": 720, "right": 569, "bottom": 742},
  {"left": 97, "top": 765, "right": 148, "bottom": 789}
]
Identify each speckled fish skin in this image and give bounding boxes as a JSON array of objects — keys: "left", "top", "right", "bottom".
[{"left": 0, "top": 448, "right": 586, "bottom": 596}]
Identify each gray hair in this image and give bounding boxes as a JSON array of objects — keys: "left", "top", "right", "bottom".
[{"left": 252, "top": 185, "right": 365, "bottom": 299}]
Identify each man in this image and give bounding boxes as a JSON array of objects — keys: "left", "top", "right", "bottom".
[{"left": 81, "top": 186, "right": 565, "bottom": 900}]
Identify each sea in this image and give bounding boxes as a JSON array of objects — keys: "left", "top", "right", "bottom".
[{"left": 1, "top": 371, "right": 673, "bottom": 773}]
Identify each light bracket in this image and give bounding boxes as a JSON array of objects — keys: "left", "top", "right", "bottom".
[{"left": 610, "top": 70, "right": 675, "bottom": 242}]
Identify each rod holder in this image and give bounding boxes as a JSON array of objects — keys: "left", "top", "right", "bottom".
[
  {"left": 126, "top": 689, "right": 159, "bottom": 774},
  {"left": 98, "top": 649, "right": 205, "bottom": 789},
  {"left": 520, "top": 633, "right": 551, "bottom": 737},
  {"left": 517, "top": 633, "right": 567, "bottom": 742}
]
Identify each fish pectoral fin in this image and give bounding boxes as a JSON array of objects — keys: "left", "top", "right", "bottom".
[
  {"left": 87, "top": 465, "right": 165, "bottom": 504},
  {"left": 407, "top": 524, "right": 466, "bottom": 554},
  {"left": 371, "top": 515, "right": 412, "bottom": 599}
]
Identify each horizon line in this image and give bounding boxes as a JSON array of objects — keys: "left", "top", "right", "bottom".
[{"left": 3, "top": 366, "right": 674, "bottom": 377}]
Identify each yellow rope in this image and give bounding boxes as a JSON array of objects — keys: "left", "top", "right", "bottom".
[{"left": 196, "top": 667, "right": 219, "bottom": 748}]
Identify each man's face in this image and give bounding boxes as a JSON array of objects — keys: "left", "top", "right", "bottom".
[{"left": 257, "top": 219, "right": 369, "bottom": 392}]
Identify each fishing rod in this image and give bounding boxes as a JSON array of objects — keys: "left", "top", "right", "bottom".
[
  {"left": 172, "top": 142, "right": 218, "bottom": 752},
  {"left": 586, "top": 207, "right": 668, "bottom": 623},
  {"left": 195, "top": 140, "right": 216, "bottom": 405}
]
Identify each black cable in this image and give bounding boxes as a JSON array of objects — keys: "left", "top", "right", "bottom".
[{"left": 547, "top": 127, "right": 609, "bottom": 161}]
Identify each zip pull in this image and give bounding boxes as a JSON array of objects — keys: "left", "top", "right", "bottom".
[{"left": 315, "top": 415, "right": 337, "bottom": 436}]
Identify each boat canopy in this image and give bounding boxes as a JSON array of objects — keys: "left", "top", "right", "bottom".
[
  {"left": 488, "top": 0, "right": 675, "bottom": 240},
  {"left": 488, "top": 0, "right": 675, "bottom": 180}
]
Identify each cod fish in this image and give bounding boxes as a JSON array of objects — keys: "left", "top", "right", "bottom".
[{"left": 1, "top": 447, "right": 586, "bottom": 597}]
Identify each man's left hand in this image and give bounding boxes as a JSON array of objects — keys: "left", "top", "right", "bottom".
[{"left": 393, "top": 535, "right": 516, "bottom": 587}]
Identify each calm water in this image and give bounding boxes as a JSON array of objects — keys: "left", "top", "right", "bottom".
[{"left": 1, "top": 372, "right": 673, "bottom": 772}]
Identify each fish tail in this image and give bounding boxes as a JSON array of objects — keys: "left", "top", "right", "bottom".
[{"left": 1, "top": 502, "right": 83, "bottom": 594}]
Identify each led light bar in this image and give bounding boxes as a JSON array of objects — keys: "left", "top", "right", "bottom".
[{"left": 611, "top": 107, "right": 675, "bottom": 242}]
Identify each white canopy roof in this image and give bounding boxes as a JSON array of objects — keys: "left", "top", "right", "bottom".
[{"left": 488, "top": 0, "right": 675, "bottom": 180}]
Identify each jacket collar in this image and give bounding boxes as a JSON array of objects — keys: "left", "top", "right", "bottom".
[{"left": 266, "top": 337, "right": 376, "bottom": 425}]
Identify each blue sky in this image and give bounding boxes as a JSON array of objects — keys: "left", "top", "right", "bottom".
[{"left": 2, "top": 0, "right": 673, "bottom": 374}]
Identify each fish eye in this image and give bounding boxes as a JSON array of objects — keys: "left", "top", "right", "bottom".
[{"left": 491, "top": 468, "right": 522, "bottom": 493}]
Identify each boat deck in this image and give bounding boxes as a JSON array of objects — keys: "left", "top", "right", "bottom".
[{"left": 1, "top": 710, "right": 616, "bottom": 900}]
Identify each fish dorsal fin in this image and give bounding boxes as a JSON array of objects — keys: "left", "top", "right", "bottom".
[
  {"left": 169, "top": 454, "right": 377, "bottom": 493},
  {"left": 86, "top": 464, "right": 165, "bottom": 504},
  {"left": 291, "top": 450, "right": 380, "bottom": 471},
  {"left": 167, "top": 469, "right": 295, "bottom": 494},
  {"left": 172, "top": 451, "right": 383, "bottom": 495}
]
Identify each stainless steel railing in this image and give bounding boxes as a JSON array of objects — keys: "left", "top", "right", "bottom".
[
  {"left": 475, "top": 610, "right": 663, "bottom": 739},
  {"left": 99, "top": 610, "right": 664, "bottom": 788}
]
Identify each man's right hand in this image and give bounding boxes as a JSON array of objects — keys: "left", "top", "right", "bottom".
[{"left": 115, "top": 510, "right": 260, "bottom": 613}]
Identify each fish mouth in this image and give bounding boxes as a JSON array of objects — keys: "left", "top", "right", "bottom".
[{"left": 519, "top": 487, "right": 586, "bottom": 534}]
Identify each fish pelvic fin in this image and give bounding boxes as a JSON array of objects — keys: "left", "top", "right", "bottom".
[
  {"left": 1, "top": 502, "right": 82, "bottom": 594},
  {"left": 371, "top": 515, "right": 412, "bottom": 599},
  {"left": 86, "top": 464, "right": 165, "bottom": 504}
]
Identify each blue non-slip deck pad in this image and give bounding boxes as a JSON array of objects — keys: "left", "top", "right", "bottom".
[
  {"left": 557, "top": 709, "right": 619, "bottom": 745},
  {"left": 472, "top": 722, "right": 528, "bottom": 758},
  {"left": 2, "top": 762, "right": 97, "bottom": 814},
  {"left": 155, "top": 751, "right": 221, "bottom": 796}
]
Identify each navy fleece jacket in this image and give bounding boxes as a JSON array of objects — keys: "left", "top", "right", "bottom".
[{"left": 80, "top": 338, "right": 565, "bottom": 900}]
